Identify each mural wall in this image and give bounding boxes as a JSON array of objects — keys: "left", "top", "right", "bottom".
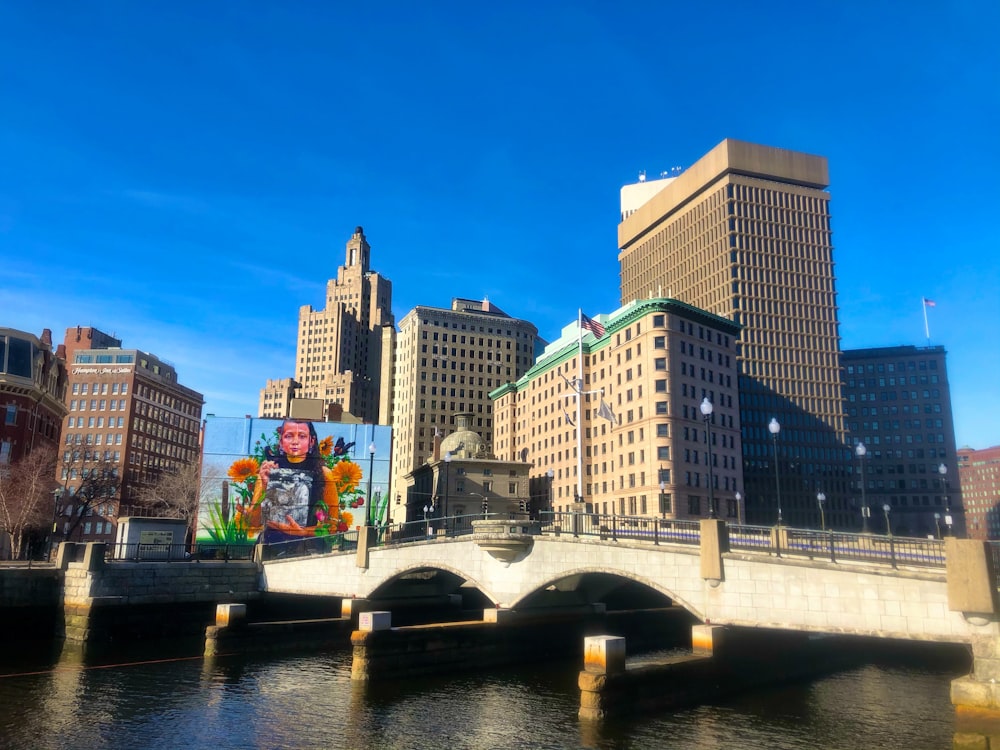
[{"left": 197, "top": 416, "right": 392, "bottom": 544}]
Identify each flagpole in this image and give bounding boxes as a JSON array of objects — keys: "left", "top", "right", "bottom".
[
  {"left": 922, "top": 298, "right": 930, "bottom": 343},
  {"left": 576, "top": 309, "right": 584, "bottom": 507}
]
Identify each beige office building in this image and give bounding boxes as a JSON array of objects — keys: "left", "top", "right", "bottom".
[
  {"left": 493, "top": 299, "right": 742, "bottom": 522},
  {"left": 266, "top": 226, "right": 395, "bottom": 424},
  {"left": 618, "top": 139, "right": 849, "bottom": 527},
  {"left": 390, "top": 298, "right": 539, "bottom": 504}
]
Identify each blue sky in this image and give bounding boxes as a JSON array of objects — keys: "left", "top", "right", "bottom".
[{"left": 2, "top": 2, "right": 998, "bottom": 449}]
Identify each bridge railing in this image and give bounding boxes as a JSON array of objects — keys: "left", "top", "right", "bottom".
[
  {"left": 257, "top": 531, "right": 359, "bottom": 562},
  {"left": 539, "top": 511, "right": 701, "bottom": 546},
  {"left": 780, "top": 528, "right": 945, "bottom": 569},
  {"left": 536, "top": 512, "right": 946, "bottom": 570},
  {"left": 103, "top": 542, "right": 257, "bottom": 563}
]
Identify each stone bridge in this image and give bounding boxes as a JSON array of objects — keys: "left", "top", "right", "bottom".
[
  {"left": 263, "top": 517, "right": 1000, "bottom": 719},
  {"left": 260, "top": 518, "right": 996, "bottom": 645}
]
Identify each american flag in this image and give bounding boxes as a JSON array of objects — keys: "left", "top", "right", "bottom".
[
  {"left": 580, "top": 313, "right": 605, "bottom": 338},
  {"left": 923, "top": 298, "right": 936, "bottom": 307}
]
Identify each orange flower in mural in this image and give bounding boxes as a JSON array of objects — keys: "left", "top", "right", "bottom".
[
  {"left": 228, "top": 457, "right": 260, "bottom": 484},
  {"left": 340, "top": 511, "right": 354, "bottom": 528},
  {"left": 318, "top": 435, "right": 333, "bottom": 457},
  {"left": 329, "top": 459, "right": 362, "bottom": 492}
]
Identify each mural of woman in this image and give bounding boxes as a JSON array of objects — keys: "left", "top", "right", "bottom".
[{"left": 254, "top": 419, "right": 338, "bottom": 543}]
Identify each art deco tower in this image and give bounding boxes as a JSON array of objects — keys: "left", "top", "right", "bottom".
[
  {"left": 287, "top": 226, "right": 395, "bottom": 424},
  {"left": 618, "top": 139, "right": 850, "bottom": 527}
]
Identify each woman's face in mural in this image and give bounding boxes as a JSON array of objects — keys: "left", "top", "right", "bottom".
[{"left": 280, "top": 421, "right": 314, "bottom": 459}]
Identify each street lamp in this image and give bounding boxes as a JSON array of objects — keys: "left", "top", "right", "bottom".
[
  {"left": 934, "top": 512, "right": 942, "bottom": 539},
  {"left": 367, "top": 442, "right": 376, "bottom": 526},
  {"left": 938, "top": 462, "right": 953, "bottom": 536},
  {"left": 701, "top": 397, "right": 716, "bottom": 519},
  {"left": 546, "top": 468, "right": 554, "bottom": 516},
  {"left": 443, "top": 451, "right": 452, "bottom": 522},
  {"left": 768, "top": 418, "right": 782, "bottom": 525},
  {"left": 816, "top": 491, "right": 826, "bottom": 532},
  {"left": 856, "top": 442, "right": 869, "bottom": 533},
  {"left": 423, "top": 503, "right": 433, "bottom": 536},
  {"left": 659, "top": 480, "right": 667, "bottom": 519},
  {"left": 735, "top": 491, "right": 742, "bottom": 526},
  {"left": 49, "top": 488, "right": 63, "bottom": 560},
  {"left": 883, "top": 504, "right": 892, "bottom": 537}
]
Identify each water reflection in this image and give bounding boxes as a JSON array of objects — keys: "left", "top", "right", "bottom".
[{"left": 0, "top": 641, "right": 967, "bottom": 750}]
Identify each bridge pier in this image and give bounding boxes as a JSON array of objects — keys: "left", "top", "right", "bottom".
[
  {"left": 578, "top": 624, "right": 858, "bottom": 721},
  {"left": 350, "top": 604, "right": 615, "bottom": 682},
  {"left": 946, "top": 539, "right": 1000, "bottom": 731}
]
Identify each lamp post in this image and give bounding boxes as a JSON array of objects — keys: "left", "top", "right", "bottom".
[
  {"left": 768, "top": 418, "right": 782, "bottom": 525},
  {"left": 367, "top": 442, "right": 376, "bottom": 526},
  {"left": 443, "top": 451, "right": 452, "bottom": 523},
  {"left": 546, "top": 468, "right": 554, "bottom": 516},
  {"left": 423, "top": 503, "right": 433, "bottom": 536},
  {"left": 938, "top": 463, "right": 953, "bottom": 536},
  {"left": 856, "top": 442, "right": 869, "bottom": 533},
  {"left": 816, "top": 491, "right": 826, "bottom": 532},
  {"left": 659, "top": 481, "right": 667, "bottom": 519},
  {"left": 934, "top": 512, "right": 942, "bottom": 539},
  {"left": 700, "top": 397, "right": 716, "bottom": 519},
  {"left": 49, "top": 488, "right": 63, "bottom": 560},
  {"left": 883, "top": 503, "right": 892, "bottom": 536},
  {"left": 735, "top": 491, "right": 742, "bottom": 526}
]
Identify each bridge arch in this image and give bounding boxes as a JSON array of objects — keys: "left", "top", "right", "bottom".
[{"left": 509, "top": 566, "right": 701, "bottom": 619}]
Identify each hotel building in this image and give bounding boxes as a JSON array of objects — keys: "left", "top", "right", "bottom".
[
  {"left": 617, "top": 139, "right": 849, "bottom": 528},
  {"left": 58, "top": 327, "right": 203, "bottom": 543},
  {"left": 492, "top": 299, "right": 742, "bottom": 522}
]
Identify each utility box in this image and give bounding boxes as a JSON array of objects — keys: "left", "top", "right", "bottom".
[{"left": 114, "top": 517, "right": 188, "bottom": 560}]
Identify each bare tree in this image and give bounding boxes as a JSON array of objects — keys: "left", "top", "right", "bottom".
[
  {"left": 63, "top": 460, "right": 121, "bottom": 542},
  {"left": 137, "top": 460, "right": 203, "bottom": 533},
  {"left": 0, "top": 446, "right": 58, "bottom": 559}
]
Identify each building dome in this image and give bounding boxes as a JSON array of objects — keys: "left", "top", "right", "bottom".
[{"left": 440, "top": 413, "right": 488, "bottom": 459}]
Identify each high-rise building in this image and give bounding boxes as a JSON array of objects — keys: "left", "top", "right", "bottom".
[
  {"left": 0, "top": 327, "right": 68, "bottom": 464},
  {"left": 58, "top": 327, "right": 204, "bottom": 543},
  {"left": 958, "top": 445, "right": 1000, "bottom": 540},
  {"left": 280, "top": 226, "right": 394, "bottom": 423},
  {"left": 391, "top": 298, "right": 540, "bottom": 502},
  {"left": 258, "top": 378, "right": 300, "bottom": 419},
  {"left": 492, "top": 300, "right": 743, "bottom": 522},
  {"left": 840, "top": 345, "right": 961, "bottom": 536},
  {"left": 617, "top": 139, "right": 849, "bottom": 528}
]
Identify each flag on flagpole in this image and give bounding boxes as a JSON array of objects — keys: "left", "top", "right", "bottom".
[
  {"left": 923, "top": 298, "right": 936, "bottom": 307},
  {"left": 562, "top": 407, "right": 575, "bottom": 427},
  {"left": 596, "top": 398, "right": 618, "bottom": 426},
  {"left": 580, "top": 313, "right": 605, "bottom": 338}
]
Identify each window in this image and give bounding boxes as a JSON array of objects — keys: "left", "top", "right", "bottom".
[{"left": 4, "top": 405, "right": 16, "bottom": 425}]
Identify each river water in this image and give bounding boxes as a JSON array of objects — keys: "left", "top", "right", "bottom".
[{"left": 0, "top": 640, "right": 969, "bottom": 750}]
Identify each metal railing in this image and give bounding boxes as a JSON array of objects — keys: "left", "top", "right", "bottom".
[
  {"left": 102, "top": 542, "right": 256, "bottom": 562},
  {"left": 258, "top": 530, "right": 360, "bottom": 562},
  {"left": 247, "top": 509, "right": 950, "bottom": 572}
]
